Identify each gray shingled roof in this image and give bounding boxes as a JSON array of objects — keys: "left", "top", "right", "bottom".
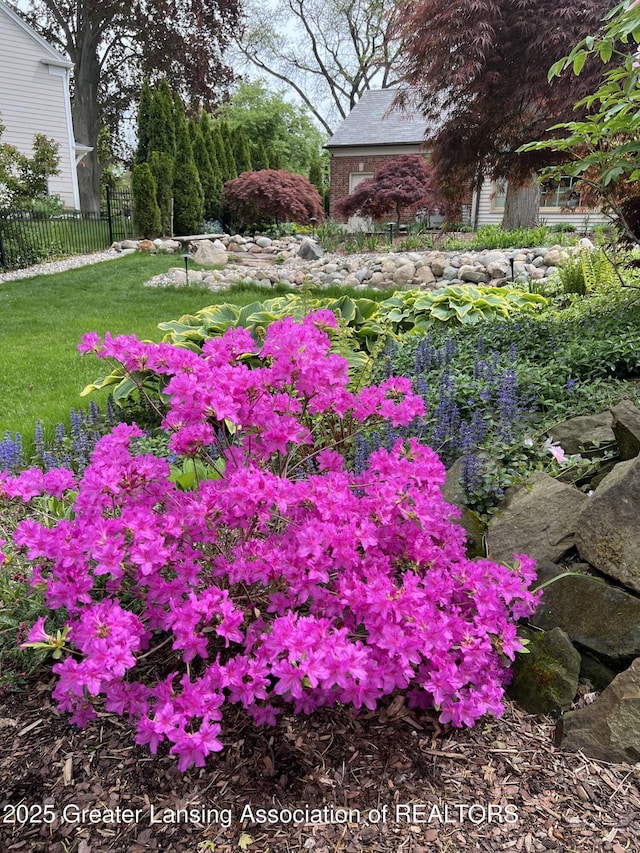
[{"left": 325, "top": 88, "right": 432, "bottom": 149}]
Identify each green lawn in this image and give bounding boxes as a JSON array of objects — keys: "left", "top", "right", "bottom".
[
  {"left": 0, "top": 253, "right": 385, "bottom": 444},
  {"left": 0, "top": 255, "right": 272, "bottom": 440}
]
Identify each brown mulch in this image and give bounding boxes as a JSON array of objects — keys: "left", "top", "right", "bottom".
[{"left": 1, "top": 680, "right": 638, "bottom": 853}]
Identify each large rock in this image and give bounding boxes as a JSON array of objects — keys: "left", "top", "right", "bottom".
[
  {"left": 458, "top": 264, "right": 489, "bottom": 284},
  {"left": 574, "top": 457, "right": 640, "bottom": 593},
  {"left": 297, "top": 238, "right": 324, "bottom": 261},
  {"left": 485, "top": 257, "right": 511, "bottom": 278},
  {"left": 556, "top": 658, "right": 640, "bottom": 764},
  {"left": 508, "top": 627, "right": 581, "bottom": 716},
  {"left": 441, "top": 458, "right": 486, "bottom": 557},
  {"left": 530, "top": 561, "right": 640, "bottom": 667},
  {"left": 193, "top": 240, "right": 228, "bottom": 267},
  {"left": 430, "top": 256, "right": 449, "bottom": 277},
  {"left": 611, "top": 400, "right": 640, "bottom": 461},
  {"left": 392, "top": 262, "right": 416, "bottom": 286},
  {"left": 486, "top": 472, "right": 589, "bottom": 564},
  {"left": 415, "top": 265, "right": 436, "bottom": 287},
  {"left": 546, "top": 411, "right": 615, "bottom": 456},
  {"left": 543, "top": 248, "right": 570, "bottom": 267}
]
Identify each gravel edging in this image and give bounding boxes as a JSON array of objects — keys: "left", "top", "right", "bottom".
[{"left": 0, "top": 249, "right": 125, "bottom": 284}]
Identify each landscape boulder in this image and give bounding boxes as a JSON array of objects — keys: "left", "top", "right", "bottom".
[
  {"left": 392, "top": 263, "right": 416, "bottom": 286},
  {"left": 529, "top": 561, "right": 640, "bottom": 668},
  {"left": 415, "top": 265, "right": 436, "bottom": 287},
  {"left": 193, "top": 239, "right": 228, "bottom": 267},
  {"left": 546, "top": 411, "right": 615, "bottom": 456},
  {"left": 611, "top": 399, "right": 640, "bottom": 461},
  {"left": 543, "top": 248, "right": 570, "bottom": 267},
  {"left": 556, "top": 658, "right": 640, "bottom": 764},
  {"left": 297, "top": 238, "right": 323, "bottom": 261},
  {"left": 508, "top": 627, "right": 581, "bottom": 716},
  {"left": 458, "top": 264, "right": 490, "bottom": 284},
  {"left": 485, "top": 472, "right": 588, "bottom": 564},
  {"left": 574, "top": 457, "right": 640, "bottom": 593}
]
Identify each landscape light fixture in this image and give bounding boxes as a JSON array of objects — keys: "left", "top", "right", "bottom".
[
  {"left": 182, "top": 252, "right": 190, "bottom": 285},
  {"left": 387, "top": 222, "right": 395, "bottom": 246},
  {"left": 309, "top": 216, "right": 318, "bottom": 239}
]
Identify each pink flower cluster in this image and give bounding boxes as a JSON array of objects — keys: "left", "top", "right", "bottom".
[{"left": 1, "top": 312, "right": 540, "bottom": 771}]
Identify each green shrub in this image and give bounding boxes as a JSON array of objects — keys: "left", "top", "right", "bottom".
[
  {"left": 148, "top": 151, "right": 174, "bottom": 237},
  {"left": 470, "top": 224, "right": 554, "bottom": 249},
  {"left": 556, "top": 254, "right": 586, "bottom": 295},
  {"left": 555, "top": 246, "right": 618, "bottom": 296},
  {"left": 132, "top": 162, "right": 161, "bottom": 238}
]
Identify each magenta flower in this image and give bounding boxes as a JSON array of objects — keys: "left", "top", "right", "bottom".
[
  {"left": 6, "top": 312, "right": 540, "bottom": 770},
  {"left": 21, "top": 616, "right": 50, "bottom": 647}
]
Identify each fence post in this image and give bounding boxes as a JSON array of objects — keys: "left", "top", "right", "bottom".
[
  {"left": 106, "top": 187, "right": 114, "bottom": 245},
  {"left": 0, "top": 220, "right": 6, "bottom": 270}
]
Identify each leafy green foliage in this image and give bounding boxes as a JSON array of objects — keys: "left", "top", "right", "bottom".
[
  {"left": 377, "top": 285, "right": 547, "bottom": 330},
  {"left": 519, "top": 1, "right": 640, "bottom": 244},
  {"left": 84, "top": 284, "right": 547, "bottom": 410},
  {"left": 394, "top": 288, "right": 640, "bottom": 406},
  {"left": 0, "top": 120, "right": 60, "bottom": 208},
  {"left": 132, "top": 163, "right": 161, "bottom": 238},
  {"left": 384, "top": 287, "right": 640, "bottom": 517}
]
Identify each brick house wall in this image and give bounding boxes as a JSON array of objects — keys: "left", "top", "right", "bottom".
[{"left": 328, "top": 145, "right": 430, "bottom": 225}]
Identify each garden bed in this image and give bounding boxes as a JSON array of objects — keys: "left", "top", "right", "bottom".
[
  {"left": 2, "top": 239, "right": 640, "bottom": 853},
  {"left": 1, "top": 685, "right": 639, "bottom": 852}
]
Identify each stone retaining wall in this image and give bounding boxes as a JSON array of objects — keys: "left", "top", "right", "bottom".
[{"left": 115, "top": 233, "right": 584, "bottom": 292}]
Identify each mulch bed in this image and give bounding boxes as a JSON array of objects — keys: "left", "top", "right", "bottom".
[{"left": 1, "top": 680, "right": 638, "bottom": 853}]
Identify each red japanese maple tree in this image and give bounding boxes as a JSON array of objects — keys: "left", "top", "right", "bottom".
[
  {"left": 389, "top": 0, "right": 616, "bottom": 228},
  {"left": 223, "top": 169, "right": 325, "bottom": 228},
  {"left": 335, "top": 155, "right": 456, "bottom": 227}
]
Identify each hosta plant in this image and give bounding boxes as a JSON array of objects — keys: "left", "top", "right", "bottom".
[
  {"left": 82, "top": 287, "right": 547, "bottom": 413},
  {"left": 378, "top": 285, "right": 548, "bottom": 330}
]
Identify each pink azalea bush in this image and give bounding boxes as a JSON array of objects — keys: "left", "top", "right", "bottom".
[{"left": 0, "top": 311, "right": 539, "bottom": 771}]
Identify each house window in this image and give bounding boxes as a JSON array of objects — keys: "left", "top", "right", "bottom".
[
  {"left": 540, "top": 176, "right": 582, "bottom": 209},
  {"left": 491, "top": 180, "right": 507, "bottom": 211},
  {"left": 349, "top": 172, "right": 373, "bottom": 192},
  {"left": 491, "top": 177, "right": 582, "bottom": 211}
]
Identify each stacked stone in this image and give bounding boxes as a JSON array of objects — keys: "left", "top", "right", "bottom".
[{"left": 118, "top": 233, "right": 578, "bottom": 291}]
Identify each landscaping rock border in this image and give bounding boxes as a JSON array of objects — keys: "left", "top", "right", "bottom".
[
  {"left": 468, "top": 401, "right": 640, "bottom": 764},
  {"left": 115, "top": 233, "right": 580, "bottom": 292}
]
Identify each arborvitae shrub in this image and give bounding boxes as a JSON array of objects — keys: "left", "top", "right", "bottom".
[
  {"left": 173, "top": 100, "right": 204, "bottom": 235},
  {"left": 148, "top": 151, "right": 174, "bottom": 237},
  {"left": 251, "top": 139, "right": 270, "bottom": 171},
  {"left": 132, "top": 162, "right": 161, "bottom": 238}
]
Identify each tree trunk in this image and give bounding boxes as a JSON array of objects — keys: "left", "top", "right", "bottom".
[
  {"left": 71, "top": 35, "right": 102, "bottom": 212},
  {"left": 502, "top": 179, "right": 540, "bottom": 230}
]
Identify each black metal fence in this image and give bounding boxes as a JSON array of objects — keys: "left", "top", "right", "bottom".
[{"left": 0, "top": 188, "right": 134, "bottom": 272}]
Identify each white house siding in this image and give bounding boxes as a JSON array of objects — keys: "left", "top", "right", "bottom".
[
  {"left": 474, "top": 180, "right": 610, "bottom": 232},
  {"left": 0, "top": 1, "right": 79, "bottom": 208}
]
